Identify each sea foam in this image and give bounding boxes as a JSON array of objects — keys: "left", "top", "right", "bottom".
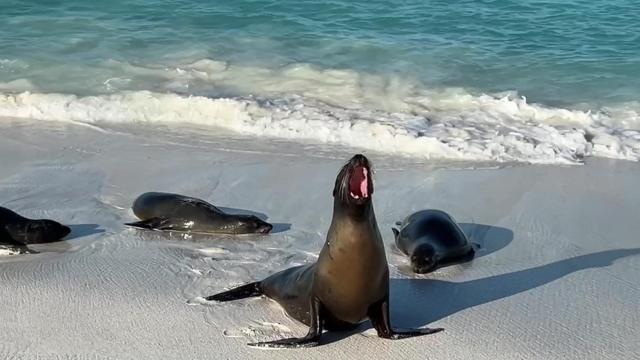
[
  {"left": 0, "top": 59, "right": 639, "bottom": 164},
  {"left": 1, "top": 89, "right": 639, "bottom": 164}
]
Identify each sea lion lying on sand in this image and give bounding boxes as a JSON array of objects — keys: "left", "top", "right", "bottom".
[
  {"left": 0, "top": 207, "right": 71, "bottom": 254},
  {"left": 393, "top": 209, "right": 475, "bottom": 274},
  {"left": 126, "top": 192, "right": 273, "bottom": 235}
]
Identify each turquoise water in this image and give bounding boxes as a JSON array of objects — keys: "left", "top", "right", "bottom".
[
  {"left": 1, "top": 0, "right": 638, "bottom": 104},
  {"left": 1, "top": 0, "right": 639, "bottom": 164}
]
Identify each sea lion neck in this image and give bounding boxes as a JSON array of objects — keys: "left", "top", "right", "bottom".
[
  {"left": 327, "top": 200, "right": 381, "bottom": 249},
  {"left": 331, "top": 196, "right": 373, "bottom": 222}
]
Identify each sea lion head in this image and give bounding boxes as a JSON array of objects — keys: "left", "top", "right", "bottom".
[
  {"left": 233, "top": 215, "right": 273, "bottom": 234},
  {"left": 411, "top": 243, "right": 437, "bottom": 274},
  {"left": 333, "top": 154, "right": 374, "bottom": 218},
  {"left": 23, "top": 219, "right": 71, "bottom": 243}
]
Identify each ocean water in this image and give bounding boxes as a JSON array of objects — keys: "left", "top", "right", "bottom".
[{"left": 1, "top": 0, "right": 639, "bottom": 164}]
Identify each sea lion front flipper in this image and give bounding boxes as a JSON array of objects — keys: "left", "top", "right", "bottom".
[
  {"left": 0, "top": 243, "right": 38, "bottom": 254},
  {"left": 247, "top": 297, "right": 323, "bottom": 349},
  {"left": 125, "top": 217, "right": 174, "bottom": 231},
  {"left": 368, "top": 295, "right": 443, "bottom": 339},
  {"left": 14, "top": 244, "right": 39, "bottom": 254},
  {"left": 391, "top": 227, "right": 400, "bottom": 239},
  {"left": 1, "top": 227, "right": 37, "bottom": 254}
]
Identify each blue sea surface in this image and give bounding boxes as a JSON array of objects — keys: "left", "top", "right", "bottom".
[
  {"left": 1, "top": 0, "right": 639, "bottom": 164},
  {"left": 1, "top": 0, "right": 638, "bottom": 105}
]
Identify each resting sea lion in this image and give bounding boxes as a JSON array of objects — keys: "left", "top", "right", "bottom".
[
  {"left": 392, "top": 209, "right": 475, "bottom": 273},
  {"left": 126, "top": 192, "right": 273, "bottom": 235},
  {"left": 0, "top": 206, "right": 71, "bottom": 253}
]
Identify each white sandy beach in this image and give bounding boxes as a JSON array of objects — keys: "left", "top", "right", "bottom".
[{"left": 1, "top": 118, "right": 639, "bottom": 359}]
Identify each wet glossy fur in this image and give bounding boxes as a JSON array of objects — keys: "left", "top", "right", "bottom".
[
  {"left": 393, "top": 209, "right": 474, "bottom": 274},
  {"left": 126, "top": 192, "right": 272, "bottom": 235},
  {"left": 205, "top": 155, "right": 443, "bottom": 348},
  {"left": 0, "top": 207, "right": 71, "bottom": 253}
]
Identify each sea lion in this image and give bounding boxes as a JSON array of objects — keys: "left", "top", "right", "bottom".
[
  {"left": 125, "top": 192, "right": 273, "bottom": 235},
  {"left": 392, "top": 209, "right": 475, "bottom": 274},
  {"left": 0, "top": 206, "right": 71, "bottom": 253},
  {"left": 205, "top": 154, "right": 443, "bottom": 348}
]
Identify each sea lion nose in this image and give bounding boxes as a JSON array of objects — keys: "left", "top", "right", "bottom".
[
  {"left": 259, "top": 223, "right": 273, "bottom": 234},
  {"left": 61, "top": 225, "right": 71, "bottom": 237},
  {"left": 351, "top": 154, "right": 366, "bottom": 162}
]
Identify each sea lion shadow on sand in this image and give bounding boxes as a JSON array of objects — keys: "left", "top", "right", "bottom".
[
  {"left": 268, "top": 223, "right": 292, "bottom": 234},
  {"left": 66, "top": 224, "right": 105, "bottom": 240},
  {"left": 458, "top": 223, "right": 513, "bottom": 259},
  {"left": 389, "top": 248, "right": 640, "bottom": 329},
  {"left": 11, "top": 224, "right": 106, "bottom": 254},
  {"left": 316, "top": 248, "right": 640, "bottom": 345}
]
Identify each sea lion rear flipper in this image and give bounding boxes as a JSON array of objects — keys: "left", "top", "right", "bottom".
[
  {"left": 247, "top": 297, "right": 323, "bottom": 348},
  {"left": 1, "top": 228, "right": 37, "bottom": 254},
  {"left": 368, "top": 295, "right": 443, "bottom": 339},
  {"left": 125, "top": 217, "right": 174, "bottom": 231},
  {"left": 205, "top": 282, "right": 263, "bottom": 302}
]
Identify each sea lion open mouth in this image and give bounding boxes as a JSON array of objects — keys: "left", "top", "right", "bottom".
[
  {"left": 333, "top": 154, "right": 373, "bottom": 205},
  {"left": 349, "top": 165, "right": 369, "bottom": 200}
]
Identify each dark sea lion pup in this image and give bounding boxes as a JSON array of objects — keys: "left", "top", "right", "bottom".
[
  {"left": 126, "top": 192, "right": 273, "bottom": 235},
  {"left": 205, "top": 154, "right": 443, "bottom": 348},
  {"left": 0, "top": 207, "right": 71, "bottom": 253},
  {"left": 392, "top": 209, "right": 475, "bottom": 274}
]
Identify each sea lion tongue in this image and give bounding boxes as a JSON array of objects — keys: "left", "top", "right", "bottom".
[{"left": 349, "top": 166, "right": 368, "bottom": 199}]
